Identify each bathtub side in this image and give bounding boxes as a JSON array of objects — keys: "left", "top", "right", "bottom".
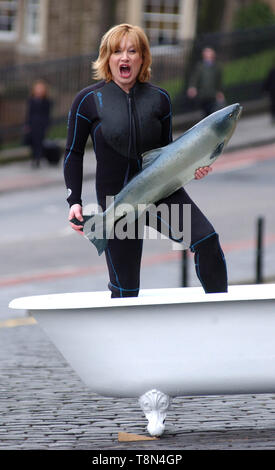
[{"left": 30, "top": 296, "right": 275, "bottom": 398}]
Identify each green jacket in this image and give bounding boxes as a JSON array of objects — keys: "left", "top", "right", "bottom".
[{"left": 190, "top": 61, "right": 223, "bottom": 100}]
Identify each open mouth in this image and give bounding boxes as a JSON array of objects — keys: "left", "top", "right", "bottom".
[{"left": 120, "top": 64, "right": 131, "bottom": 78}]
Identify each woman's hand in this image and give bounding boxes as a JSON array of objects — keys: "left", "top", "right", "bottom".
[
  {"left": 195, "top": 166, "right": 212, "bottom": 180},
  {"left": 68, "top": 204, "right": 84, "bottom": 235}
]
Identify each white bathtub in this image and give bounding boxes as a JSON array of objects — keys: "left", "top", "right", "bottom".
[{"left": 9, "top": 284, "right": 275, "bottom": 436}]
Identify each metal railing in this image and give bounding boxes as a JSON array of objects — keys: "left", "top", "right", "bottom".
[{"left": 0, "top": 53, "right": 97, "bottom": 143}]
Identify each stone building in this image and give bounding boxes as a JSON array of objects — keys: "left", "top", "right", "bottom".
[
  {"left": 0, "top": 0, "right": 199, "bottom": 67},
  {"left": 1, "top": 0, "right": 275, "bottom": 68}
]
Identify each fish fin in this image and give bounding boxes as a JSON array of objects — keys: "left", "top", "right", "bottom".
[
  {"left": 141, "top": 147, "right": 163, "bottom": 170},
  {"left": 83, "top": 213, "right": 108, "bottom": 256},
  {"left": 88, "top": 235, "right": 109, "bottom": 256},
  {"left": 210, "top": 141, "right": 224, "bottom": 160}
]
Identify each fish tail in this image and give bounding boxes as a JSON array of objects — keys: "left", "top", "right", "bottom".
[
  {"left": 84, "top": 213, "right": 109, "bottom": 256},
  {"left": 89, "top": 235, "right": 109, "bottom": 256}
]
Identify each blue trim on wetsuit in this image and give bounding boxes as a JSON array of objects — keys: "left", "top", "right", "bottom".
[
  {"left": 64, "top": 89, "right": 95, "bottom": 167},
  {"left": 155, "top": 213, "right": 183, "bottom": 242},
  {"left": 107, "top": 248, "right": 140, "bottom": 297},
  {"left": 106, "top": 247, "right": 121, "bottom": 289},
  {"left": 110, "top": 282, "right": 140, "bottom": 293},
  {"left": 77, "top": 112, "right": 92, "bottom": 123},
  {"left": 190, "top": 231, "right": 217, "bottom": 252},
  {"left": 154, "top": 86, "right": 172, "bottom": 142},
  {"left": 194, "top": 252, "right": 206, "bottom": 291},
  {"left": 93, "top": 122, "right": 102, "bottom": 154},
  {"left": 191, "top": 231, "right": 228, "bottom": 293}
]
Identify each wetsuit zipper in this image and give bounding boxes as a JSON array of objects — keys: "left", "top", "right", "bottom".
[
  {"left": 123, "top": 95, "right": 132, "bottom": 186},
  {"left": 127, "top": 95, "right": 133, "bottom": 158},
  {"left": 124, "top": 91, "right": 141, "bottom": 185},
  {"left": 129, "top": 89, "right": 141, "bottom": 161}
]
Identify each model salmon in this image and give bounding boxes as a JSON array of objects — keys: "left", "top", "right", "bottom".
[{"left": 71, "top": 103, "right": 242, "bottom": 255}]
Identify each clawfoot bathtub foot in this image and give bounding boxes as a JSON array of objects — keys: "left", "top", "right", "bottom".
[{"left": 138, "top": 389, "right": 171, "bottom": 437}]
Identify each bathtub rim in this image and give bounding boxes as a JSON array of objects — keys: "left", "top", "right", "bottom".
[{"left": 8, "top": 284, "right": 275, "bottom": 312}]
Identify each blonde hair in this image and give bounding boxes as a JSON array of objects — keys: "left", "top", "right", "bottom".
[{"left": 92, "top": 24, "right": 152, "bottom": 83}]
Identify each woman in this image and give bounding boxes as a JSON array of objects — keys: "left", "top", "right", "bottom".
[
  {"left": 24, "top": 79, "right": 51, "bottom": 168},
  {"left": 64, "top": 23, "right": 227, "bottom": 298}
]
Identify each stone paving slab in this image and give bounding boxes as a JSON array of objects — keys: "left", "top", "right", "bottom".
[{"left": 1, "top": 323, "right": 275, "bottom": 451}]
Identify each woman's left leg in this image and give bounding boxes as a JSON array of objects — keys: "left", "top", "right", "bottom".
[{"left": 150, "top": 187, "right": 228, "bottom": 293}]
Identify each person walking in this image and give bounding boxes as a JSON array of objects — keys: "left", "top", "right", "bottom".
[
  {"left": 24, "top": 79, "right": 51, "bottom": 168},
  {"left": 187, "top": 47, "right": 225, "bottom": 117},
  {"left": 64, "top": 24, "right": 227, "bottom": 298}
]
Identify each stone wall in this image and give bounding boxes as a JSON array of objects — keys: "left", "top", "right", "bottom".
[
  {"left": 46, "top": 0, "right": 101, "bottom": 59},
  {"left": 0, "top": 0, "right": 130, "bottom": 67}
]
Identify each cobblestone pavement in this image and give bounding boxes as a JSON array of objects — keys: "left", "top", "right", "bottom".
[{"left": 1, "top": 323, "right": 275, "bottom": 451}]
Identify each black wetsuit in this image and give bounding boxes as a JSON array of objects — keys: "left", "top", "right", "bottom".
[{"left": 64, "top": 80, "right": 227, "bottom": 297}]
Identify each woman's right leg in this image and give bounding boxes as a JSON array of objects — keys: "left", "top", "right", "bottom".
[
  {"left": 98, "top": 195, "right": 143, "bottom": 298},
  {"left": 104, "top": 235, "right": 143, "bottom": 298}
]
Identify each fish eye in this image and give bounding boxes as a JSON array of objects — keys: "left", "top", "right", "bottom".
[{"left": 229, "top": 112, "right": 233, "bottom": 118}]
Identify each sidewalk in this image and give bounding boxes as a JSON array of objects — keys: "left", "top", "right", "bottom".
[{"left": 0, "top": 112, "right": 274, "bottom": 194}]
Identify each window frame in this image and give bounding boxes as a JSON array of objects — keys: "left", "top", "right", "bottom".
[
  {"left": 24, "top": 0, "right": 42, "bottom": 45},
  {"left": 143, "top": 0, "right": 181, "bottom": 45},
  {"left": 0, "top": 0, "right": 18, "bottom": 41}
]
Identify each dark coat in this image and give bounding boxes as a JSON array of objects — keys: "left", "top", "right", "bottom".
[
  {"left": 189, "top": 61, "right": 223, "bottom": 100},
  {"left": 263, "top": 67, "right": 275, "bottom": 97},
  {"left": 26, "top": 96, "right": 51, "bottom": 137},
  {"left": 24, "top": 97, "right": 51, "bottom": 158}
]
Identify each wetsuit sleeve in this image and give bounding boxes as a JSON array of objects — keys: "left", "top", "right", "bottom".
[
  {"left": 63, "top": 93, "right": 92, "bottom": 207},
  {"left": 160, "top": 89, "right": 173, "bottom": 145}
]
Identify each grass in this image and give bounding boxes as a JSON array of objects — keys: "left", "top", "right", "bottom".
[
  {"left": 222, "top": 48, "right": 275, "bottom": 86},
  {"left": 157, "top": 78, "right": 185, "bottom": 101},
  {"left": 47, "top": 122, "right": 68, "bottom": 140}
]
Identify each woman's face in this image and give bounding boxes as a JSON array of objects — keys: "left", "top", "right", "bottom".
[{"left": 108, "top": 34, "right": 143, "bottom": 93}]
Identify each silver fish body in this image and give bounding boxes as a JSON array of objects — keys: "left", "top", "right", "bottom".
[{"left": 83, "top": 103, "right": 242, "bottom": 255}]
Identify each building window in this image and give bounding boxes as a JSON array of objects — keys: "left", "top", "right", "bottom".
[
  {"left": 143, "top": 0, "right": 181, "bottom": 45},
  {"left": 0, "top": 0, "right": 18, "bottom": 40},
  {"left": 24, "top": 0, "right": 41, "bottom": 44}
]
